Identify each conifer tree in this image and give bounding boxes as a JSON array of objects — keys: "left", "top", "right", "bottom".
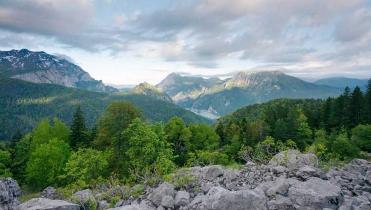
[
  {"left": 350, "top": 86, "right": 363, "bottom": 127},
  {"left": 70, "top": 105, "right": 88, "bottom": 149},
  {"left": 366, "top": 79, "right": 371, "bottom": 124}
]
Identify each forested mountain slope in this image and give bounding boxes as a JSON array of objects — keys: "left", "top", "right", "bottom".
[
  {"left": 0, "top": 77, "right": 210, "bottom": 140},
  {"left": 158, "top": 71, "right": 342, "bottom": 118}
]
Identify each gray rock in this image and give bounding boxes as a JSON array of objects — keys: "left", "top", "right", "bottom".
[
  {"left": 202, "top": 165, "right": 224, "bottom": 181},
  {"left": 98, "top": 200, "right": 109, "bottom": 210},
  {"left": 366, "top": 170, "right": 371, "bottom": 185},
  {"left": 148, "top": 182, "right": 175, "bottom": 207},
  {"left": 202, "top": 186, "right": 267, "bottom": 210},
  {"left": 269, "top": 150, "right": 318, "bottom": 171},
  {"left": 71, "top": 189, "right": 97, "bottom": 209},
  {"left": 288, "top": 177, "right": 343, "bottom": 209},
  {"left": 175, "top": 191, "right": 190, "bottom": 207},
  {"left": 350, "top": 196, "right": 371, "bottom": 210},
  {"left": 108, "top": 200, "right": 155, "bottom": 210},
  {"left": 266, "top": 178, "right": 290, "bottom": 197},
  {"left": 0, "top": 178, "right": 21, "bottom": 210},
  {"left": 17, "top": 198, "right": 79, "bottom": 210},
  {"left": 189, "top": 194, "right": 206, "bottom": 210},
  {"left": 161, "top": 195, "right": 174, "bottom": 208},
  {"left": 295, "top": 165, "right": 321, "bottom": 180},
  {"left": 267, "top": 195, "right": 294, "bottom": 210},
  {"left": 41, "top": 187, "right": 59, "bottom": 200}
]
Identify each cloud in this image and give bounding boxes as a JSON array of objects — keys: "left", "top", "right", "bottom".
[
  {"left": 123, "top": 0, "right": 369, "bottom": 68},
  {"left": 0, "top": 0, "right": 370, "bottom": 77},
  {"left": 0, "top": 0, "right": 94, "bottom": 35}
]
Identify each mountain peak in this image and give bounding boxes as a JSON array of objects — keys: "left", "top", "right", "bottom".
[
  {"left": 133, "top": 82, "right": 172, "bottom": 102},
  {"left": 0, "top": 49, "right": 117, "bottom": 93}
]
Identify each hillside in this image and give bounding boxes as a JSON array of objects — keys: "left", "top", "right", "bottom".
[
  {"left": 156, "top": 73, "right": 224, "bottom": 107},
  {"left": 158, "top": 71, "right": 342, "bottom": 117},
  {"left": 132, "top": 82, "right": 173, "bottom": 103},
  {"left": 0, "top": 49, "right": 116, "bottom": 92},
  {"left": 314, "top": 77, "right": 369, "bottom": 90},
  {"left": 0, "top": 77, "right": 210, "bottom": 140}
]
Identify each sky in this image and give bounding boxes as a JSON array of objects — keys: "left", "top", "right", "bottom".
[{"left": 0, "top": 0, "right": 370, "bottom": 85}]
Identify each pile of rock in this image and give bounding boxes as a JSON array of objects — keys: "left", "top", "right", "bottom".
[
  {"left": 108, "top": 150, "right": 371, "bottom": 210},
  {"left": 0, "top": 178, "right": 21, "bottom": 210},
  {"left": 2, "top": 150, "right": 371, "bottom": 210}
]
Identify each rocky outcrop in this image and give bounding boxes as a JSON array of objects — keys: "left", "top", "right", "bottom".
[
  {"left": 41, "top": 186, "right": 60, "bottom": 200},
  {"left": 0, "top": 178, "right": 21, "bottom": 210},
  {"left": 71, "top": 189, "right": 97, "bottom": 209},
  {"left": 107, "top": 150, "right": 371, "bottom": 210},
  {"left": 17, "top": 198, "right": 79, "bottom": 210},
  {"left": 9, "top": 150, "right": 371, "bottom": 210}
]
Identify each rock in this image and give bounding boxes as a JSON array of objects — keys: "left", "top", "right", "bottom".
[
  {"left": 98, "top": 200, "right": 109, "bottom": 210},
  {"left": 175, "top": 191, "right": 190, "bottom": 207},
  {"left": 350, "top": 196, "right": 371, "bottom": 210},
  {"left": 267, "top": 195, "right": 294, "bottom": 210},
  {"left": 270, "top": 166, "right": 288, "bottom": 175},
  {"left": 202, "top": 186, "right": 267, "bottom": 210},
  {"left": 71, "top": 189, "right": 97, "bottom": 209},
  {"left": 41, "top": 186, "right": 59, "bottom": 200},
  {"left": 108, "top": 200, "right": 155, "bottom": 210},
  {"left": 266, "top": 178, "right": 290, "bottom": 197},
  {"left": 366, "top": 171, "right": 371, "bottom": 185},
  {"left": 295, "top": 165, "right": 321, "bottom": 180},
  {"left": 202, "top": 165, "right": 224, "bottom": 181},
  {"left": 189, "top": 194, "right": 206, "bottom": 210},
  {"left": 269, "top": 150, "right": 318, "bottom": 171},
  {"left": 148, "top": 182, "right": 175, "bottom": 207},
  {"left": 288, "top": 177, "right": 343, "bottom": 209},
  {"left": 17, "top": 198, "right": 79, "bottom": 210},
  {"left": 161, "top": 195, "right": 174, "bottom": 208},
  {"left": 0, "top": 177, "right": 21, "bottom": 210}
]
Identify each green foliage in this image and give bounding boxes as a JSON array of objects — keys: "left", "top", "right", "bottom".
[
  {"left": 164, "top": 117, "right": 191, "bottom": 166},
  {"left": 26, "top": 138, "right": 70, "bottom": 190},
  {"left": 63, "top": 148, "right": 110, "bottom": 186},
  {"left": 30, "top": 118, "right": 69, "bottom": 151},
  {"left": 330, "top": 130, "right": 360, "bottom": 160},
  {"left": 11, "top": 134, "right": 32, "bottom": 183},
  {"left": 0, "top": 149, "right": 12, "bottom": 177},
  {"left": 69, "top": 106, "right": 89, "bottom": 149},
  {"left": 95, "top": 101, "right": 142, "bottom": 148},
  {"left": 188, "top": 124, "right": 220, "bottom": 151},
  {"left": 124, "top": 119, "right": 175, "bottom": 181},
  {"left": 238, "top": 136, "right": 297, "bottom": 164},
  {"left": 351, "top": 124, "right": 371, "bottom": 152},
  {"left": 164, "top": 171, "right": 197, "bottom": 189},
  {"left": 0, "top": 77, "right": 210, "bottom": 140},
  {"left": 187, "top": 150, "right": 230, "bottom": 166},
  {"left": 306, "top": 129, "right": 329, "bottom": 160}
]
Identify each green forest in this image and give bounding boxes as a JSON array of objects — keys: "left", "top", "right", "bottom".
[
  {"left": 0, "top": 81, "right": 370, "bottom": 203},
  {"left": 0, "top": 77, "right": 210, "bottom": 140}
]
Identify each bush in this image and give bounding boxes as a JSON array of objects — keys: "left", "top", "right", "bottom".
[
  {"left": 351, "top": 124, "right": 371, "bottom": 152},
  {"left": 63, "top": 148, "right": 110, "bottom": 186},
  {"left": 186, "top": 151, "right": 230, "bottom": 166},
  {"left": 26, "top": 138, "right": 70, "bottom": 190}
]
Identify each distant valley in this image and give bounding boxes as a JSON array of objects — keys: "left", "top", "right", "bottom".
[
  {"left": 156, "top": 71, "right": 344, "bottom": 118},
  {"left": 0, "top": 48, "right": 368, "bottom": 133}
]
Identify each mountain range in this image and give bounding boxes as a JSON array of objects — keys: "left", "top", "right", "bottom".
[
  {"left": 156, "top": 71, "right": 343, "bottom": 118},
  {"left": 0, "top": 49, "right": 117, "bottom": 92},
  {"left": 314, "top": 77, "right": 368, "bottom": 90},
  {"left": 0, "top": 76, "right": 210, "bottom": 140},
  {"left": 0, "top": 48, "right": 367, "bottom": 128}
]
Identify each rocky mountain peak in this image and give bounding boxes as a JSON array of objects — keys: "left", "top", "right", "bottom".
[
  {"left": 133, "top": 82, "right": 173, "bottom": 102},
  {"left": 0, "top": 49, "right": 116, "bottom": 93}
]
